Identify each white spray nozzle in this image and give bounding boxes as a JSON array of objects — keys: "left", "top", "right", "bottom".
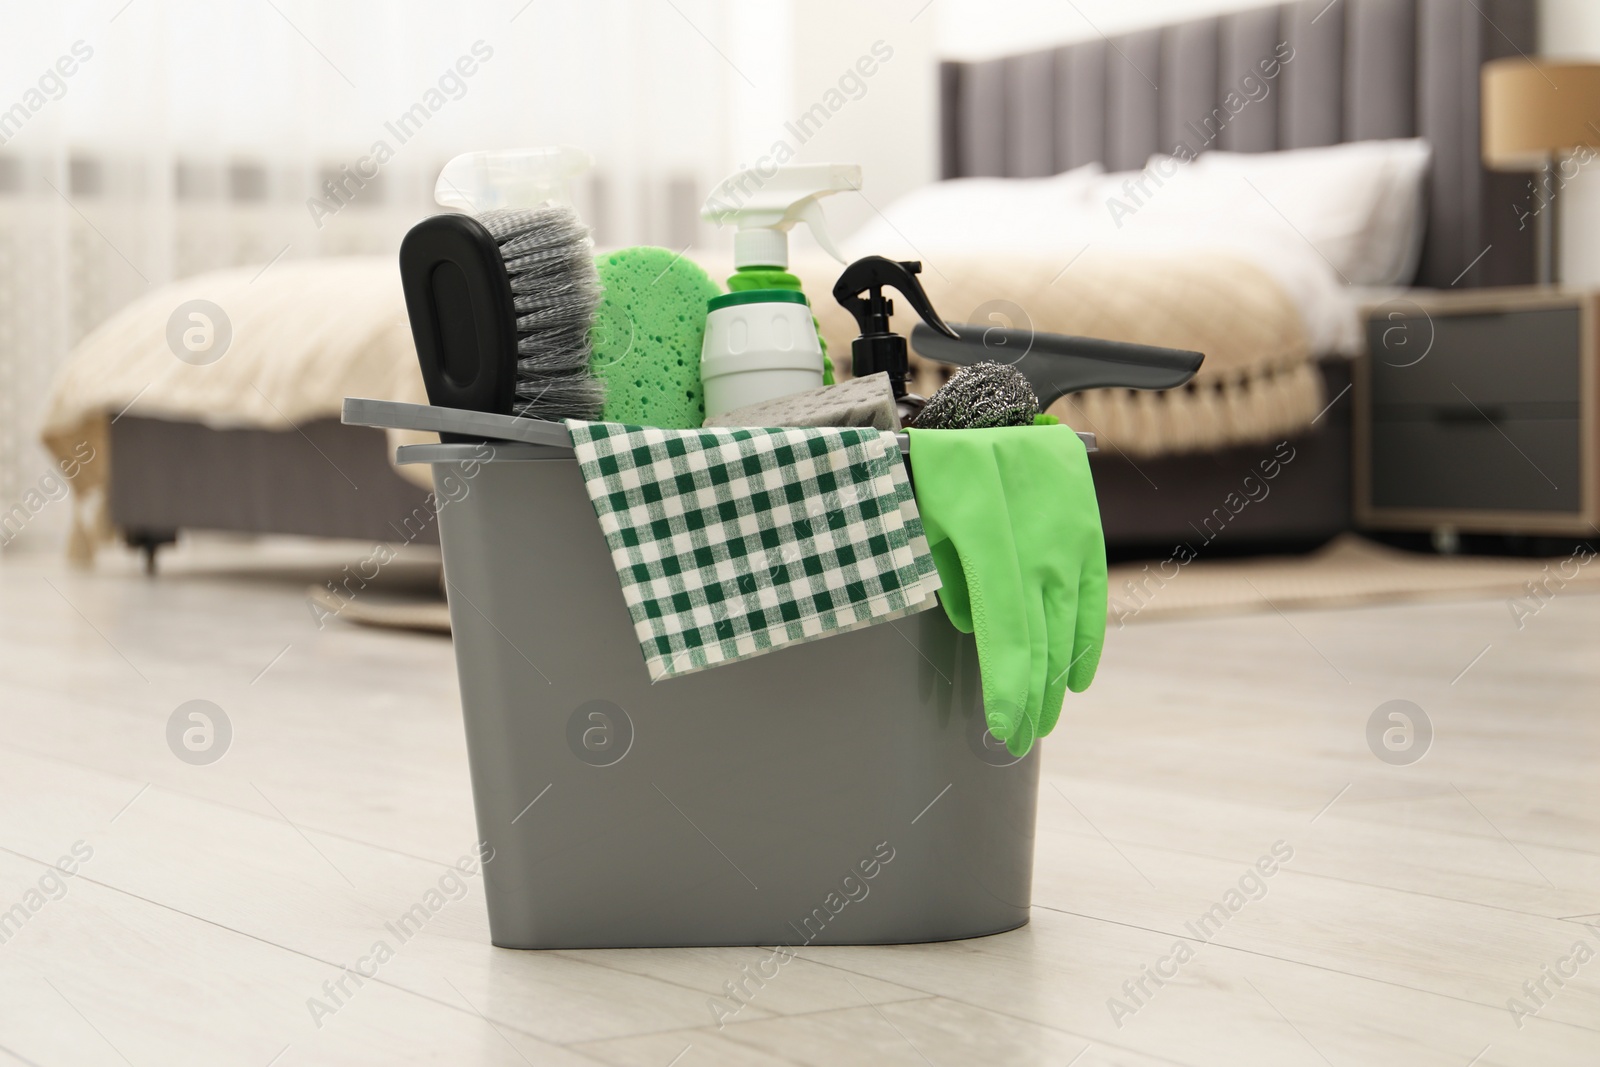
[
  {"left": 435, "top": 146, "right": 593, "bottom": 214},
  {"left": 702, "top": 163, "right": 861, "bottom": 269}
]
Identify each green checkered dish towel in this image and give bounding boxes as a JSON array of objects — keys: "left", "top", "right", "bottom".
[{"left": 566, "top": 421, "right": 942, "bottom": 680}]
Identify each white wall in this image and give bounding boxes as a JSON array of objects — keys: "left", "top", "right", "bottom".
[
  {"left": 789, "top": 0, "right": 938, "bottom": 244},
  {"left": 935, "top": 0, "right": 1282, "bottom": 60},
  {"left": 702, "top": 0, "right": 939, "bottom": 256},
  {"left": 1542, "top": 0, "right": 1600, "bottom": 49},
  {"left": 1541, "top": 0, "right": 1600, "bottom": 284}
]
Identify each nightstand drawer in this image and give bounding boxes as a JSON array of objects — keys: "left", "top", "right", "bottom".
[
  {"left": 1370, "top": 417, "right": 1580, "bottom": 512},
  {"left": 1367, "top": 307, "right": 1580, "bottom": 405}
]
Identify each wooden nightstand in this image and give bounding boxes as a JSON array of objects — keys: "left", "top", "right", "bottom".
[{"left": 1355, "top": 287, "right": 1599, "bottom": 537}]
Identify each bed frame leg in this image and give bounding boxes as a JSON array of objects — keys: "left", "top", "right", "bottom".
[{"left": 124, "top": 529, "right": 178, "bottom": 575}]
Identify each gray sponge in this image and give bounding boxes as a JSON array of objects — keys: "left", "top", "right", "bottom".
[{"left": 704, "top": 372, "right": 901, "bottom": 431}]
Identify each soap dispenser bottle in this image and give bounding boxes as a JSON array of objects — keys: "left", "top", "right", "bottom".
[
  {"left": 697, "top": 164, "right": 859, "bottom": 418},
  {"left": 832, "top": 256, "right": 960, "bottom": 425}
]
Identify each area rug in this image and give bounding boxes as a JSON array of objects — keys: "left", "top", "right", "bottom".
[
  {"left": 306, "top": 584, "right": 451, "bottom": 635},
  {"left": 1107, "top": 534, "right": 1599, "bottom": 624}
]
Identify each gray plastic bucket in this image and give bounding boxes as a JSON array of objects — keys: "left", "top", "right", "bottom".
[{"left": 399, "top": 440, "right": 1039, "bottom": 949}]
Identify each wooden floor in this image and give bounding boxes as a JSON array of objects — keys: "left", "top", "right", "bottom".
[{"left": 1, "top": 538, "right": 1596, "bottom": 1066}]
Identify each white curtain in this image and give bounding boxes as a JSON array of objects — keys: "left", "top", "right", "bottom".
[{"left": 0, "top": 0, "right": 775, "bottom": 545}]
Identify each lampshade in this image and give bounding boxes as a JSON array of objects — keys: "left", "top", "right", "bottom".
[{"left": 1483, "top": 59, "right": 1600, "bottom": 170}]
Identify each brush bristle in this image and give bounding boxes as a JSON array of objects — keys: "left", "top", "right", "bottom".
[
  {"left": 479, "top": 206, "right": 605, "bottom": 421},
  {"left": 914, "top": 361, "right": 1039, "bottom": 430}
]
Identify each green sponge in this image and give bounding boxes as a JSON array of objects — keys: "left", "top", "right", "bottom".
[{"left": 588, "top": 247, "right": 723, "bottom": 428}]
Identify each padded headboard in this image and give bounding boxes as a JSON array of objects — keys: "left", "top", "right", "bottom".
[{"left": 939, "top": 0, "right": 1537, "bottom": 289}]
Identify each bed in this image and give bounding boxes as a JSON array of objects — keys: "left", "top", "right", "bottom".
[
  {"left": 929, "top": 0, "right": 1536, "bottom": 551},
  {"left": 42, "top": 0, "right": 1536, "bottom": 568}
]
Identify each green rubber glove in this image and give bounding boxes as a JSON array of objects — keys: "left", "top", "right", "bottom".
[{"left": 907, "top": 424, "right": 1107, "bottom": 756}]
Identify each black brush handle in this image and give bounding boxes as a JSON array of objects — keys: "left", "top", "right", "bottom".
[
  {"left": 398, "top": 213, "right": 517, "bottom": 434},
  {"left": 911, "top": 322, "right": 1204, "bottom": 409}
]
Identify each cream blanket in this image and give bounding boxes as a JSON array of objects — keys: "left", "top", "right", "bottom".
[
  {"left": 42, "top": 248, "right": 1318, "bottom": 559},
  {"left": 40, "top": 258, "right": 430, "bottom": 561},
  {"left": 788, "top": 246, "right": 1321, "bottom": 458}
]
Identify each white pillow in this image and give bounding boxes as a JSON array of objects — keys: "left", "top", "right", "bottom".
[
  {"left": 843, "top": 163, "right": 1105, "bottom": 260},
  {"left": 1113, "top": 140, "right": 1432, "bottom": 286},
  {"left": 846, "top": 141, "right": 1430, "bottom": 287}
]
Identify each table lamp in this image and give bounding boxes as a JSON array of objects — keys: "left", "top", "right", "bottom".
[{"left": 1482, "top": 59, "right": 1600, "bottom": 285}]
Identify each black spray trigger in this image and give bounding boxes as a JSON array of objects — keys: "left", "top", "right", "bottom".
[{"left": 832, "top": 256, "right": 957, "bottom": 399}]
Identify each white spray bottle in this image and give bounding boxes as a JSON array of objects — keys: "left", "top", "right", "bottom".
[
  {"left": 433, "top": 145, "right": 593, "bottom": 213},
  {"left": 698, "top": 163, "right": 860, "bottom": 419}
]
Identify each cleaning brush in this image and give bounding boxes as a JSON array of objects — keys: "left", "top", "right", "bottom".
[
  {"left": 913, "top": 361, "right": 1040, "bottom": 430},
  {"left": 477, "top": 206, "right": 605, "bottom": 421}
]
